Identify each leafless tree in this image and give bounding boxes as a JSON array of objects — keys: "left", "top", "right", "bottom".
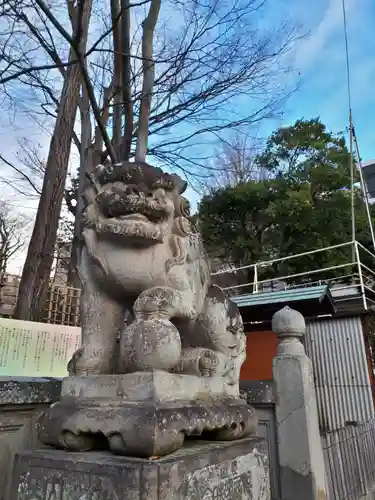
[
  {"left": 202, "top": 133, "right": 273, "bottom": 191},
  {"left": 0, "top": 138, "right": 45, "bottom": 198},
  {"left": 1, "top": 0, "right": 301, "bottom": 175},
  {"left": 0, "top": 0, "right": 301, "bottom": 317},
  {"left": 2, "top": 0, "right": 95, "bottom": 321},
  {"left": 0, "top": 201, "right": 30, "bottom": 281}
]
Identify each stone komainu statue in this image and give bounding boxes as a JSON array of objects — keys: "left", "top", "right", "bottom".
[
  {"left": 38, "top": 161, "right": 256, "bottom": 457},
  {"left": 70, "top": 160, "right": 246, "bottom": 392}
]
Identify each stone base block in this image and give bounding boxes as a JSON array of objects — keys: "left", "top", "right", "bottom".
[
  {"left": 10, "top": 438, "right": 270, "bottom": 500},
  {"left": 37, "top": 397, "right": 257, "bottom": 457},
  {"left": 61, "top": 370, "right": 239, "bottom": 401},
  {"left": 37, "top": 373, "right": 258, "bottom": 457}
]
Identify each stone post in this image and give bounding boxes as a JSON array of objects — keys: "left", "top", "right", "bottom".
[{"left": 272, "top": 306, "right": 328, "bottom": 500}]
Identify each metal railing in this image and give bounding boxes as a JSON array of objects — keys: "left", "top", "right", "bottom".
[
  {"left": 2, "top": 240, "right": 375, "bottom": 326},
  {"left": 211, "top": 240, "right": 375, "bottom": 311}
]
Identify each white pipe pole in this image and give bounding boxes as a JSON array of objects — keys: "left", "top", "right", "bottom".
[{"left": 353, "top": 127, "right": 375, "bottom": 253}]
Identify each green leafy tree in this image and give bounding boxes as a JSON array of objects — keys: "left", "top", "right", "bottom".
[{"left": 199, "top": 119, "right": 374, "bottom": 289}]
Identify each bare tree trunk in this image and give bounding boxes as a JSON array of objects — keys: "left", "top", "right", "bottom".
[
  {"left": 14, "top": 0, "right": 93, "bottom": 321},
  {"left": 111, "top": 0, "right": 123, "bottom": 154},
  {"left": 135, "top": 0, "right": 161, "bottom": 162},
  {"left": 67, "top": 66, "right": 93, "bottom": 288},
  {"left": 121, "top": 0, "right": 133, "bottom": 160}
]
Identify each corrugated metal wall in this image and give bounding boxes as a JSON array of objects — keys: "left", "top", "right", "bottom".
[
  {"left": 322, "top": 419, "right": 375, "bottom": 500},
  {"left": 306, "top": 317, "right": 374, "bottom": 432}
]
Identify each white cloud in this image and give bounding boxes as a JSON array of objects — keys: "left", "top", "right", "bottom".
[
  {"left": 293, "top": 0, "right": 354, "bottom": 70},
  {"left": 269, "top": 0, "right": 375, "bottom": 160}
]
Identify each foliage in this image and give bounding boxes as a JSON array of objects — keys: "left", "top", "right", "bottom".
[{"left": 198, "top": 119, "right": 374, "bottom": 288}]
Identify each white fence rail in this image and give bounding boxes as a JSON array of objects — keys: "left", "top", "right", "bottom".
[
  {"left": 2, "top": 240, "right": 375, "bottom": 326},
  {"left": 212, "top": 240, "right": 375, "bottom": 311}
]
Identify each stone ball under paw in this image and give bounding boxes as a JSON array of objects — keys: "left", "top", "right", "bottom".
[{"left": 125, "top": 318, "right": 181, "bottom": 371}]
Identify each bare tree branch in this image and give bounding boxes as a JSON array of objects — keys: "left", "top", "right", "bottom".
[
  {"left": 14, "top": 0, "right": 94, "bottom": 321},
  {"left": 121, "top": 0, "right": 133, "bottom": 160},
  {"left": 0, "top": 200, "right": 31, "bottom": 279},
  {"left": 135, "top": 0, "right": 161, "bottom": 162},
  {"left": 111, "top": 0, "right": 123, "bottom": 152}
]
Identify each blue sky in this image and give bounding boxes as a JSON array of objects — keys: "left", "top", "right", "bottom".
[
  {"left": 1, "top": 0, "right": 375, "bottom": 273},
  {"left": 182, "top": 0, "right": 375, "bottom": 209},
  {"left": 266, "top": 0, "right": 375, "bottom": 160}
]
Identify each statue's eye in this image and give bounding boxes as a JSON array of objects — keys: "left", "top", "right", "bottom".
[{"left": 106, "top": 165, "right": 114, "bottom": 175}]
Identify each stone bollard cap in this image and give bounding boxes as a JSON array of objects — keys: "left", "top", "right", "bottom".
[{"left": 272, "top": 306, "right": 306, "bottom": 338}]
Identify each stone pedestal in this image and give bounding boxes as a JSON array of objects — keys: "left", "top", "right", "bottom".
[
  {"left": 37, "top": 372, "right": 258, "bottom": 457},
  {"left": 9, "top": 438, "right": 270, "bottom": 500}
]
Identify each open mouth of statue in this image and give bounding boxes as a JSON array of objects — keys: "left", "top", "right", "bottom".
[
  {"left": 97, "top": 191, "right": 168, "bottom": 223},
  {"left": 116, "top": 214, "right": 150, "bottom": 222},
  {"left": 104, "top": 203, "right": 167, "bottom": 222},
  {"left": 107, "top": 206, "right": 165, "bottom": 223}
]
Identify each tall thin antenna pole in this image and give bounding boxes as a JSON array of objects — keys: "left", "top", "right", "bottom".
[
  {"left": 349, "top": 110, "right": 356, "bottom": 246},
  {"left": 342, "top": 0, "right": 356, "bottom": 262},
  {"left": 341, "top": 0, "right": 352, "bottom": 112}
]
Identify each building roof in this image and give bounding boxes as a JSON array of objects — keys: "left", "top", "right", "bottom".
[
  {"left": 360, "top": 160, "right": 375, "bottom": 199},
  {"left": 233, "top": 285, "right": 335, "bottom": 328}
]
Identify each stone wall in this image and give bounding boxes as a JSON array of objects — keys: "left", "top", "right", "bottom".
[
  {"left": 0, "top": 377, "right": 277, "bottom": 500},
  {"left": 240, "top": 379, "right": 280, "bottom": 499},
  {"left": 0, "top": 378, "right": 62, "bottom": 500}
]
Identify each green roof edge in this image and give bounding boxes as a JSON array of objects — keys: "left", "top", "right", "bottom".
[{"left": 232, "top": 284, "right": 332, "bottom": 308}]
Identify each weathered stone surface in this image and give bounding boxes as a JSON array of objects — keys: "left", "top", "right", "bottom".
[
  {"left": 62, "top": 371, "right": 240, "bottom": 402},
  {"left": 122, "top": 318, "right": 182, "bottom": 372},
  {"left": 239, "top": 381, "right": 274, "bottom": 405},
  {"left": 239, "top": 381, "right": 280, "bottom": 499},
  {"left": 0, "top": 377, "right": 62, "bottom": 405},
  {"left": 272, "top": 306, "right": 305, "bottom": 340},
  {"left": 272, "top": 306, "right": 328, "bottom": 500},
  {"left": 37, "top": 393, "right": 258, "bottom": 457},
  {"left": 39, "top": 161, "right": 256, "bottom": 458},
  {"left": 9, "top": 437, "right": 270, "bottom": 500},
  {"left": 0, "top": 377, "right": 62, "bottom": 500},
  {"left": 72, "top": 160, "right": 246, "bottom": 392}
]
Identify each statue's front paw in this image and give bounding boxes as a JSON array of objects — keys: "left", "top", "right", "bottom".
[
  {"left": 67, "top": 348, "right": 82, "bottom": 375},
  {"left": 172, "top": 348, "right": 234, "bottom": 379},
  {"left": 199, "top": 351, "right": 235, "bottom": 379},
  {"left": 68, "top": 347, "right": 113, "bottom": 375},
  {"left": 198, "top": 351, "right": 220, "bottom": 376}
]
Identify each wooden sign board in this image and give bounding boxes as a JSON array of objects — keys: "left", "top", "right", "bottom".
[{"left": 0, "top": 317, "right": 81, "bottom": 377}]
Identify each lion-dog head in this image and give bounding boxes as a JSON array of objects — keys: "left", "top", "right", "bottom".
[{"left": 82, "top": 161, "right": 192, "bottom": 245}]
